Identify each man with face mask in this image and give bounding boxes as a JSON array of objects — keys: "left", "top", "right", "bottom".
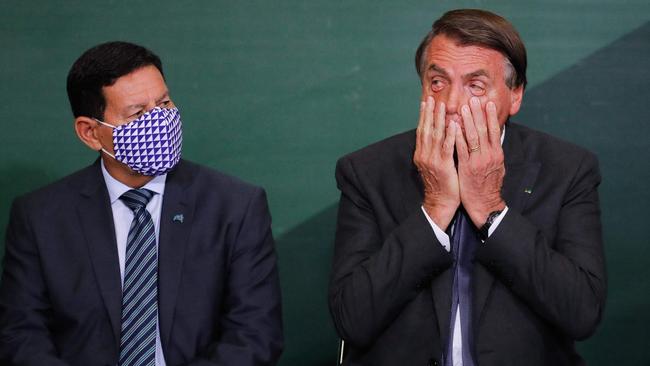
[
  {"left": 0, "top": 41, "right": 283, "bottom": 366},
  {"left": 329, "top": 9, "right": 605, "bottom": 366}
]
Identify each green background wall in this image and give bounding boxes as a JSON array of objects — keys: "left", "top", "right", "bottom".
[{"left": 1, "top": 1, "right": 648, "bottom": 364}]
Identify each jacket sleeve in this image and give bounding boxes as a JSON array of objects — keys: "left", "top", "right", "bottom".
[
  {"left": 328, "top": 156, "right": 453, "bottom": 348},
  {"left": 0, "top": 198, "right": 71, "bottom": 366},
  {"left": 476, "top": 151, "right": 606, "bottom": 340},
  {"left": 185, "top": 188, "right": 283, "bottom": 366}
]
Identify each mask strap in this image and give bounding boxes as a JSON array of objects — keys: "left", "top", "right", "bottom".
[
  {"left": 93, "top": 118, "right": 115, "bottom": 129},
  {"left": 100, "top": 148, "right": 116, "bottom": 159},
  {"left": 93, "top": 119, "right": 117, "bottom": 159}
]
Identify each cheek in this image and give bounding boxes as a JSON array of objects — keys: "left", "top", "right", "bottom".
[
  {"left": 486, "top": 90, "right": 512, "bottom": 120},
  {"left": 421, "top": 87, "right": 450, "bottom": 104},
  {"left": 97, "top": 128, "right": 115, "bottom": 151}
]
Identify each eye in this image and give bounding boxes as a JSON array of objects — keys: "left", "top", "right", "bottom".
[
  {"left": 127, "top": 109, "right": 145, "bottom": 121},
  {"left": 469, "top": 81, "right": 486, "bottom": 96},
  {"left": 430, "top": 77, "right": 446, "bottom": 92},
  {"left": 159, "top": 100, "right": 172, "bottom": 107}
]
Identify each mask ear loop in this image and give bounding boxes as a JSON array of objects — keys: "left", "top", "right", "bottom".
[{"left": 93, "top": 118, "right": 118, "bottom": 159}]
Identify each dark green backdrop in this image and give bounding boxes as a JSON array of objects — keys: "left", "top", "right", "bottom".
[{"left": 1, "top": 1, "right": 648, "bottom": 365}]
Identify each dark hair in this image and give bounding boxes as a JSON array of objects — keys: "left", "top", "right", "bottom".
[
  {"left": 66, "top": 41, "right": 164, "bottom": 119},
  {"left": 415, "top": 9, "right": 527, "bottom": 89}
]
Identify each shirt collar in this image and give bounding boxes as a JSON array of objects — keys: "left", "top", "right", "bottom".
[{"left": 100, "top": 159, "right": 167, "bottom": 204}]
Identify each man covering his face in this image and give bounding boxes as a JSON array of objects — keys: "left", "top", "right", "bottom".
[{"left": 329, "top": 9, "right": 605, "bottom": 366}]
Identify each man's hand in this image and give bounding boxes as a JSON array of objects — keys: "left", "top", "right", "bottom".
[
  {"left": 413, "top": 96, "right": 460, "bottom": 231},
  {"left": 455, "top": 97, "right": 506, "bottom": 228}
]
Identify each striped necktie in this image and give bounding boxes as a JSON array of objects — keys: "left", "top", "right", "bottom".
[{"left": 118, "top": 188, "right": 158, "bottom": 366}]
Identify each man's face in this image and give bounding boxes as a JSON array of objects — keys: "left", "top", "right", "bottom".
[
  {"left": 94, "top": 65, "right": 175, "bottom": 169},
  {"left": 420, "top": 35, "right": 523, "bottom": 130}
]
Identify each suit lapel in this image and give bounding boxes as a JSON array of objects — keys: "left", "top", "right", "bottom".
[
  {"left": 472, "top": 123, "right": 541, "bottom": 323},
  {"left": 158, "top": 161, "right": 195, "bottom": 349},
  {"left": 77, "top": 161, "right": 123, "bottom": 347}
]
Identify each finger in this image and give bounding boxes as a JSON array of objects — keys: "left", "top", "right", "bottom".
[
  {"left": 416, "top": 96, "right": 435, "bottom": 165},
  {"left": 441, "top": 119, "right": 456, "bottom": 159},
  {"left": 422, "top": 96, "right": 435, "bottom": 151},
  {"left": 486, "top": 101, "right": 501, "bottom": 148},
  {"left": 454, "top": 121, "right": 470, "bottom": 162},
  {"left": 433, "top": 100, "right": 446, "bottom": 144},
  {"left": 416, "top": 100, "right": 426, "bottom": 150},
  {"left": 470, "top": 97, "right": 489, "bottom": 152},
  {"left": 460, "top": 104, "right": 480, "bottom": 155}
]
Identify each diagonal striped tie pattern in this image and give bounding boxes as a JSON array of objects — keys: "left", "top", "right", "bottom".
[{"left": 118, "top": 188, "right": 158, "bottom": 366}]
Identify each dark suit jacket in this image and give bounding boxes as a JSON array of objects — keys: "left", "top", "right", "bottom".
[
  {"left": 0, "top": 159, "right": 283, "bottom": 366},
  {"left": 329, "top": 122, "right": 606, "bottom": 366}
]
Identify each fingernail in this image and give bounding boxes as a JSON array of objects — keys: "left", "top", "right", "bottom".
[
  {"left": 471, "top": 97, "right": 480, "bottom": 106},
  {"left": 420, "top": 101, "right": 425, "bottom": 109},
  {"left": 461, "top": 105, "right": 470, "bottom": 113},
  {"left": 427, "top": 96, "right": 434, "bottom": 103},
  {"left": 487, "top": 101, "right": 496, "bottom": 110}
]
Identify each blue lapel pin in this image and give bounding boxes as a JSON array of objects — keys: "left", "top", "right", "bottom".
[{"left": 173, "top": 214, "right": 184, "bottom": 223}]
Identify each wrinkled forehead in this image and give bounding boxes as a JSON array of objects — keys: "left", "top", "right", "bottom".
[
  {"left": 423, "top": 36, "right": 507, "bottom": 68},
  {"left": 423, "top": 36, "right": 509, "bottom": 78}
]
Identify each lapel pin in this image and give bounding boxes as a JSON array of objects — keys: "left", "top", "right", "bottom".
[
  {"left": 524, "top": 188, "right": 532, "bottom": 194},
  {"left": 172, "top": 214, "right": 184, "bottom": 223}
]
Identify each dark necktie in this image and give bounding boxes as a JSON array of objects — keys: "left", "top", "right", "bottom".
[
  {"left": 118, "top": 189, "right": 158, "bottom": 366},
  {"left": 445, "top": 209, "right": 478, "bottom": 366}
]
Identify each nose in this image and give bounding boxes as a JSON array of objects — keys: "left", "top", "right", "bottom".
[{"left": 445, "top": 83, "right": 463, "bottom": 116}]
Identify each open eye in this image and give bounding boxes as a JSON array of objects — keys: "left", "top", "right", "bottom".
[
  {"left": 159, "top": 100, "right": 172, "bottom": 107},
  {"left": 430, "top": 77, "right": 446, "bottom": 92},
  {"left": 126, "top": 109, "right": 145, "bottom": 121},
  {"left": 469, "top": 81, "right": 486, "bottom": 96}
]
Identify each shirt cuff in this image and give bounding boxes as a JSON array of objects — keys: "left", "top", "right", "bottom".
[
  {"left": 420, "top": 206, "right": 450, "bottom": 252},
  {"left": 487, "top": 206, "right": 508, "bottom": 237}
]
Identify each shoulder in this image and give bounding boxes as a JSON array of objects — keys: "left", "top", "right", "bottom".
[
  {"left": 172, "top": 159, "right": 267, "bottom": 204},
  {"left": 175, "top": 159, "right": 263, "bottom": 193},
  {"left": 10, "top": 163, "right": 100, "bottom": 214},
  {"left": 506, "top": 122, "right": 599, "bottom": 168},
  {"left": 336, "top": 130, "right": 415, "bottom": 181}
]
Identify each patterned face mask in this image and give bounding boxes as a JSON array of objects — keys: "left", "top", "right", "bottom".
[{"left": 95, "top": 107, "right": 183, "bottom": 176}]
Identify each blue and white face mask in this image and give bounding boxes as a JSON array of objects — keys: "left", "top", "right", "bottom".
[{"left": 95, "top": 107, "right": 183, "bottom": 176}]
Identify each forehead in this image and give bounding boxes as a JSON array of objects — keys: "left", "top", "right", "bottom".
[
  {"left": 423, "top": 35, "right": 506, "bottom": 77},
  {"left": 103, "top": 65, "right": 168, "bottom": 107}
]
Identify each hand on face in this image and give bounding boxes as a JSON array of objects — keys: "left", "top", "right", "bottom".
[
  {"left": 414, "top": 96, "right": 459, "bottom": 231},
  {"left": 414, "top": 95, "right": 506, "bottom": 230},
  {"left": 455, "top": 97, "right": 506, "bottom": 227}
]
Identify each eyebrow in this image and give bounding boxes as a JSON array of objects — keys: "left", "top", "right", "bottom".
[
  {"left": 155, "top": 91, "right": 170, "bottom": 103},
  {"left": 466, "top": 69, "right": 490, "bottom": 79},
  {"left": 427, "top": 64, "right": 490, "bottom": 80},
  {"left": 124, "top": 91, "right": 170, "bottom": 110},
  {"left": 427, "top": 64, "right": 449, "bottom": 77}
]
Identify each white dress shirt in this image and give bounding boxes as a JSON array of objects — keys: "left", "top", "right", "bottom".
[
  {"left": 101, "top": 160, "right": 168, "bottom": 366},
  {"left": 420, "top": 128, "right": 507, "bottom": 366}
]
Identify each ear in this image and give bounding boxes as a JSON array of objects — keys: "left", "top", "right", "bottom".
[
  {"left": 74, "top": 116, "right": 103, "bottom": 151},
  {"left": 508, "top": 85, "right": 524, "bottom": 115}
]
